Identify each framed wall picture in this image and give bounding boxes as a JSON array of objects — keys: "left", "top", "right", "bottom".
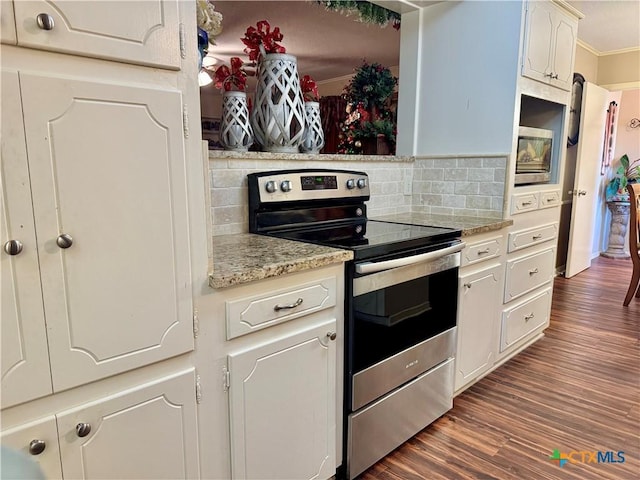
[{"left": 201, "top": 117, "right": 223, "bottom": 150}]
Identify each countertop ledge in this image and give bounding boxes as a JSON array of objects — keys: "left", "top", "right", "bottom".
[
  {"left": 208, "top": 150, "right": 414, "bottom": 163},
  {"left": 371, "top": 212, "right": 513, "bottom": 236},
  {"left": 209, "top": 233, "right": 353, "bottom": 289}
]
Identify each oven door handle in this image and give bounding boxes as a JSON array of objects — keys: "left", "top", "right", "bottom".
[{"left": 355, "top": 242, "right": 465, "bottom": 275}]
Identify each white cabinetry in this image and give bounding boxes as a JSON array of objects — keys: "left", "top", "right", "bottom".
[
  {"left": 1, "top": 65, "right": 193, "bottom": 401},
  {"left": 521, "top": 0, "right": 579, "bottom": 91},
  {"left": 456, "top": 262, "right": 503, "bottom": 392},
  {"left": 196, "top": 265, "right": 344, "bottom": 480},
  {"left": 455, "top": 233, "right": 505, "bottom": 393},
  {"left": 228, "top": 319, "right": 336, "bottom": 480},
  {"left": 1, "top": 1, "right": 202, "bottom": 477},
  {"left": 1, "top": 370, "right": 199, "bottom": 480},
  {"left": 5, "top": 0, "right": 181, "bottom": 69}
]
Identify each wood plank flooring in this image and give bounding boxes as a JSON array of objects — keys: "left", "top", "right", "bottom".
[{"left": 357, "top": 256, "right": 639, "bottom": 480}]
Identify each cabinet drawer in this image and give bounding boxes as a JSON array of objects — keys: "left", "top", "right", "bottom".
[
  {"left": 504, "top": 248, "right": 554, "bottom": 302},
  {"left": 500, "top": 288, "right": 551, "bottom": 351},
  {"left": 461, "top": 237, "right": 502, "bottom": 267},
  {"left": 539, "top": 190, "right": 561, "bottom": 209},
  {"left": 226, "top": 277, "right": 337, "bottom": 339},
  {"left": 508, "top": 223, "right": 558, "bottom": 253},
  {"left": 511, "top": 192, "right": 539, "bottom": 215}
]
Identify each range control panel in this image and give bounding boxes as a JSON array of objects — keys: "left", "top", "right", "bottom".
[{"left": 248, "top": 169, "right": 370, "bottom": 203}]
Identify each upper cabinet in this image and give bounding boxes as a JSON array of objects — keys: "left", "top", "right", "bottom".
[
  {"left": 4, "top": 0, "right": 182, "bottom": 69},
  {"left": 521, "top": 0, "right": 579, "bottom": 91},
  {"left": 1, "top": 68, "right": 195, "bottom": 403}
]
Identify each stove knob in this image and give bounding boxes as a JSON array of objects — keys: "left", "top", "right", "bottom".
[
  {"left": 346, "top": 179, "right": 356, "bottom": 190},
  {"left": 355, "top": 225, "right": 363, "bottom": 234},
  {"left": 357, "top": 178, "right": 367, "bottom": 189},
  {"left": 355, "top": 208, "right": 363, "bottom": 216},
  {"left": 265, "top": 180, "right": 277, "bottom": 193},
  {"left": 280, "top": 180, "right": 292, "bottom": 192}
]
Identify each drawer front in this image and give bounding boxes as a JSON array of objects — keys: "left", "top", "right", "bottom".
[
  {"left": 461, "top": 237, "right": 502, "bottom": 267},
  {"left": 226, "top": 277, "right": 337, "bottom": 339},
  {"left": 508, "top": 223, "right": 558, "bottom": 253},
  {"left": 539, "top": 190, "right": 561, "bottom": 209},
  {"left": 511, "top": 192, "right": 539, "bottom": 215},
  {"left": 501, "top": 288, "right": 551, "bottom": 351},
  {"left": 504, "top": 248, "right": 554, "bottom": 302}
]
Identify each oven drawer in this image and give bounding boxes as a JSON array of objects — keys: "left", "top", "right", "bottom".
[
  {"left": 504, "top": 248, "right": 554, "bottom": 303},
  {"left": 351, "top": 328, "right": 455, "bottom": 411},
  {"left": 461, "top": 237, "right": 502, "bottom": 267},
  {"left": 500, "top": 288, "right": 551, "bottom": 351},
  {"left": 507, "top": 223, "right": 558, "bottom": 253},
  {"left": 347, "top": 358, "right": 454, "bottom": 480},
  {"left": 225, "top": 277, "right": 336, "bottom": 339}
]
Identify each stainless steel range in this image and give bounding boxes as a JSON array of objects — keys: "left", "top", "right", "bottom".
[{"left": 248, "top": 169, "right": 463, "bottom": 479}]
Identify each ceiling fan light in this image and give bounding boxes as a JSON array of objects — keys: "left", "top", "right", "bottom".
[{"left": 198, "top": 69, "right": 213, "bottom": 87}]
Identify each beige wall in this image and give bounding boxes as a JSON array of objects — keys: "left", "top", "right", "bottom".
[
  {"left": 598, "top": 50, "right": 640, "bottom": 87},
  {"left": 574, "top": 44, "right": 598, "bottom": 82}
]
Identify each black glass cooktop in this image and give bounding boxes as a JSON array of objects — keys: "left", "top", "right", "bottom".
[{"left": 272, "top": 220, "right": 461, "bottom": 261}]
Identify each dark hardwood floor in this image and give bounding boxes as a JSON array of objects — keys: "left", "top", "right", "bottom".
[{"left": 358, "top": 256, "right": 640, "bottom": 480}]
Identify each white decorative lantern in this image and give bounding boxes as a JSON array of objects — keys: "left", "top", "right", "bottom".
[
  {"left": 251, "top": 53, "right": 306, "bottom": 152},
  {"left": 220, "top": 91, "right": 253, "bottom": 151},
  {"left": 300, "top": 101, "right": 324, "bottom": 154}
]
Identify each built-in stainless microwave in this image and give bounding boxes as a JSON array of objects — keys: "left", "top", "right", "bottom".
[{"left": 515, "top": 126, "right": 553, "bottom": 185}]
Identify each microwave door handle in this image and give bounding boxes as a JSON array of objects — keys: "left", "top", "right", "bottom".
[{"left": 355, "top": 242, "right": 465, "bottom": 275}]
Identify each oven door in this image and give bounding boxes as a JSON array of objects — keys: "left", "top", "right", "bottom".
[{"left": 349, "top": 242, "right": 463, "bottom": 411}]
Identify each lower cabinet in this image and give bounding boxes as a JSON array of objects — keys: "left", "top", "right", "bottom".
[
  {"left": 455, "top": 263, "right": 503, "bottom": 392},
  {"left": 228, "top": 318, "right": 337, "bottom": 480},
  {"left": 1, "top": 369, "right": 199, "bottom": 480}
]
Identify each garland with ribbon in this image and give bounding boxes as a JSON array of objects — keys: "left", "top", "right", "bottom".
[{"left": 315, "top": 1, "right": 400, "bottom": 29}]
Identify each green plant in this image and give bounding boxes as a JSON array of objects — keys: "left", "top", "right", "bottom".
[
  {"left": 343, "top": 61, "right": 397, "bottom": 111},
  {"left": 606, "top": 154, "right": 640, "bottom": 200}
]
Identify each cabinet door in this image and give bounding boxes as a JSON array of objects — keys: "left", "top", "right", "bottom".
[
  {"left": 1, "top": 0, "right": 17, "bottom": 44},
  {"left": 522, "top": 1, "right": 554, "bottom": 83},
  {"left": 455, "top": 264, "right": 503, "bottom": 391},
  {"left": 13, "top": 0, "right": 180, "bottom": 69},
  {"left": 228, "top": 318, "right": 337, "bottom": 480},
  {"left": 549, "top": 10, "right": 577, "bottom": 91},
  {"left": 56, "top": 369, "right": 199, "bottom": 480},
  {"left": 1, "top": 415, "right": 63, "bottom": 479},
  {"left": 19, "top": 72, "right": 193, "bottom": 392},
  {"left": 1, "top": 70, "right": 53, "bottom": 407}
]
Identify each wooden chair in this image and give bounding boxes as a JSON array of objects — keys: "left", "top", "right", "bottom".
[{"left": 623, "top": 183, "right": 640, "bottom": 306}]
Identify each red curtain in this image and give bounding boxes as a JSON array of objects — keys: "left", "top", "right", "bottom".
[{"left": 319, "top": 96, "right": 346, "bottom": 154}]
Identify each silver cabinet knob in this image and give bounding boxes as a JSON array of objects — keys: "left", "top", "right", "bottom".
[
  {"left": 578, "top": 190, "right": 587, "bottom": 196},
  {"left": 29, "top": 439, "right": 46, "bottom": 455},
  {"left": 56, "top": 234, "right": 73, "bottom": 249},
  {"left": 4, "top": 239, "right": 23, "bottom": 255},
  {"left": 326, "top": 331, "right": 337, "bottom": 341},
  {"left": 265, "top": 180, "right": 277, "bottom": 193},
  {"left": 36, "top": 13, "right": 55, "bottom": 30},
  {"left": 280, "top": 180, "right": 292, "bottom": 192},
  {"left": 76, "top": 423, "right": 91, "bottom": 437}
]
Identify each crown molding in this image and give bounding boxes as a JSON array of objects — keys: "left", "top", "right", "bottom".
[
  {"left": 577, "top": 39, "right": 640, "bottom": 57},
  {"left": 600, "top": 81, "right": 640, "bottom": 91}
]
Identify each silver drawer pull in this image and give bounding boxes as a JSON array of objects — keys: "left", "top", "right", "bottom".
[
  {"left": 532, "top": 234, "right": 543, "bottom": 240},
  {"left": 522, "top": 201, "right": 533, "bottom": 206},
  {"left": 326, "top": 331, "right": 337, "bottom": 341},
  {"left": 529, "top": 268, "right": 539, "bottom": 275},
  {"left": 274, "top": 298, "right": 303, "bottom": 311},
  {"left": 463, "top": 283, "right": 472, "bottom": 289},
  {"left": 477, "top": 248, "right": 490, "bottom": 255},
  {"left": 524, "top": 313, "right": 535, "bottom": 321}
]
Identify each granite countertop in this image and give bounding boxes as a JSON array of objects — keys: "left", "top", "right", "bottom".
[
  {"left": 371, "top": 212, "right": 513, "bottom": 237},
  {"left": 209, "top": 233, "right": 353, "bottom": 289}
]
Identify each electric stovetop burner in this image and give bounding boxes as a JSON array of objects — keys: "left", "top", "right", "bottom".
[{"left": 248, "top": 169, "right": 461, "bottom": 261}]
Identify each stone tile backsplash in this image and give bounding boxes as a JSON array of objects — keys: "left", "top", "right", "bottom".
[{"left": 208, "top": 153, "right": 507, "bottom": 236}]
